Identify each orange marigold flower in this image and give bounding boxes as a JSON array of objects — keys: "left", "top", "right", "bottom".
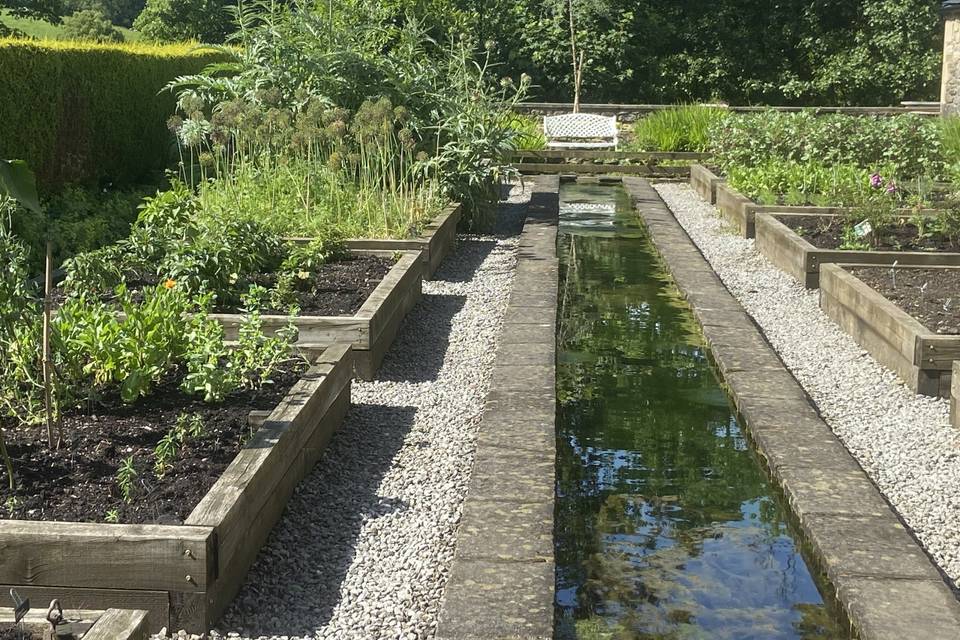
[{"left": 163, "top": 279, "right": 176, "bottom": 290}]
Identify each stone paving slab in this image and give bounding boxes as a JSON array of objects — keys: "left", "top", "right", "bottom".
[
  {"left": 836, "top": 577, "right": 960, "bottom": 640},
  {"left": 802, "top": 513, "right": 943, "bottom": 582},
  {"left": 435, "top": 559, "right": 555, "bottom": 640},
  {"left": 456, "top": 500, "right": 554, "bottom": 562},
  {"left": 623, "top": 176, "right": 960, "bottom": 640},
  {"left": 436, "top": 175, "right": 559, "bottom": 640}
]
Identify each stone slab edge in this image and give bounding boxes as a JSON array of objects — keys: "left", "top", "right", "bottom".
[
  {"left": 621, "top": 176, "right": 960, "bottom": 640},
  {"left": 435, "top": 175, "right": 560, "bottom": 640}
]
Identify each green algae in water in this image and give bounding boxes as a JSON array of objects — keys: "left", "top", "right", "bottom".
[{"left": 555, "top": 183, "right": 847, "bottom": 640}]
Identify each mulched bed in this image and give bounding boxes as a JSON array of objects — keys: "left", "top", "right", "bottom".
[
  {"left": 218, "top": 254, "right": 393, "bottom": 315},
  {"left": 850, "top": 267, "right": 960, "bottom": 335},
  {"left": 52, "top": 254, "right": 394, "bottom": 317},
  {"left": 783, "top": 215, "right": 960, "bottom": 253},
  {"left": 0, "top": 362, "right": 305, "bottom": 525}
]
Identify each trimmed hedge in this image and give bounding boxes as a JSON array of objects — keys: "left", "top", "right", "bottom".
[{"left": 0, "top": 38, "right": 225, "bottom": 188}]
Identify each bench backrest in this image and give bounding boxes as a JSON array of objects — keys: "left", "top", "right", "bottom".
[{"left": 543, "top": 113, "right": 618, "bottom": 140}]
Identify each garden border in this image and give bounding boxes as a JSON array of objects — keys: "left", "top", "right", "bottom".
[
  {"left": 517, "top": 161, "right": 688, "bottom": 177},
  {"left": 511, "top": 149, "right": 709, "bottom": 162},
  {"left": 0, "top": 344, "right": 353, "bottom": 633},
  {"left": 345, "top": 202, "right": 461, "bottom": 279},
  {"left": 211, "top": 250, "right": 422, "bottom": 380},
  {"left": 688, "top": 163, "right": 723, "bottom": 204},
  {"left": 623, "top": 176, "right": 960, "bottom": 640},
  {"left": 819, "top": 263, "right": 958, "bottom": 397},
  {"left": 756, "top": 213, "right": 960, "bottom": 288}
]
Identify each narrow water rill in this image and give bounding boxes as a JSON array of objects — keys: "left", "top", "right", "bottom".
[{"left": 554, "top": 182, "right": 849, "bottom": 640}]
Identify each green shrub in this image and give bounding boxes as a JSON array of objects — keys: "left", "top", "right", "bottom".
[
  {"left": 133, "top": 0, "right": 231, "bottom": 43},
  {"left": 61, "top": 8, "right": 122, "bottom": 42},
  {"left": 0, "top": 38, "right": 225, "bottom": 189},
  {"left": 726, "top": 161, "right": 880, "bottom": 207},
  {"left": 941, "top": 116, "right": 960, "bottom": 173},
  {"left": 631, "top": 105, "right": 729, "bottom": 152},
  {"left": 708, "top": 110, "right": 944, "bottom": 180},
  {"left": 507, "top": 113, "right": 546, "bottom": 150},
  {"left": 8, "top": 184, "right": 148, "bottom": 274}
]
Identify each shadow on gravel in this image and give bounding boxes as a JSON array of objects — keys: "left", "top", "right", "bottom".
[
  {"left": 219, "top": 402, "right": 418, "bottom": 637},
  {"left": 375, "top": 292, "right": 467, "bottom": 384},
  {"left": 434, "top": 238, "right": 499, "bottom": 284}
]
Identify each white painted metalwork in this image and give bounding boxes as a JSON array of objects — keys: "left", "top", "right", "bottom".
[{"left": 543, "top": 113, "right": 618, "bottom": 149}]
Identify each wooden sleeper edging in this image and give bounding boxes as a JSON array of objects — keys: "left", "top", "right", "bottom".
[
  {"left": 952, "top": 362, "right": 959, "bottom": 428},
  {"left": 688, "top": 163, "right": 722, "bottom": 204},
  {"left": 211, "top": 249, "right": 422, "bottom": 380},
  {"left": 0, "top": 344, "right": 353, "bottom": 633},
  {"left": 819, "top": 263, "right": 959, "bottom": 397},
  {"left": 756, "top": 213, "right": 960, "bottom": 288}
]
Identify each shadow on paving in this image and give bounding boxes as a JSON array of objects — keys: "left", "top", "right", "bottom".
[
  {"left": 375, "top": 292, "right": 467, "bottom": 383},
  {"left": 219, "top": 402, "right": 418, "bottom": 637}
]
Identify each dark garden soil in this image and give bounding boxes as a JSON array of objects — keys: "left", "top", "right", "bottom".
[
  {"left": 235, "top": 254, "right": 393, "bottom": 315},
  {"left": 53, "top": 254, "right": 394, "bottom": 317},
  {"left": 784, "top": 215, "right": 960, "bottom": 253},
  {"left": 850, "top": 267, "right": 960, "bottom": 335},
  {"left": 0, "top": 362, "right": 306, "bottom": 525}
]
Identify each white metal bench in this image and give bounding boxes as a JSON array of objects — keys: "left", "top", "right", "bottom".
[{"left": 543, "top": 113, "right": 618, "bottom": 150}]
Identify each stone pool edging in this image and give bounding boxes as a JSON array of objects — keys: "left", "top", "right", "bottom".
[
  {"left": 435, "top": 175, "right": 560, "bottom": 640},
  {"left": 622, "top": 176, "right": 960, "bottom": 640}
]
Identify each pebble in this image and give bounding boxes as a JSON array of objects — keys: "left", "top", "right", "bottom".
[
  {"left": 655, "top": 182, "right": 960, "bottom": 587},
  {"left": 154, "top": 186, "right": 529, "bottom": 640}
]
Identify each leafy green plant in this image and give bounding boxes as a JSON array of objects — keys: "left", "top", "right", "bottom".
[
  {"left": 726, "top": 161, "right": 879, "bottom": 207},
  {"left": 116, "top": 455, "right": 138, "bottom": 503},
  {"left": 154, "top": 412, "right": 204, "bottom": 478},
  {"left": 631, "top": 105, "right": 728, "bottom": 153},
  {"left": 61, "top": 7, "right": 122, "bottom": 41},
  {"left": 708, "top": 110, "right": 944, "bottom": 181}
]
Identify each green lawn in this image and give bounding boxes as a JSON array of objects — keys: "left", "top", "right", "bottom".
[{"left": 1, "top": 9, "right": 140, "bottom": 41}]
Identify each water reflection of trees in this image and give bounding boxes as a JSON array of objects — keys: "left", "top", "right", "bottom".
[{"left": 555, "top": 227, "right": 842, "bottom": 640}]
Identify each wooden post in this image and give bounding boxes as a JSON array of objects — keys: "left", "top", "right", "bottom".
[{"left": 42, "top": 239, "right": 55, "bottom": 449}]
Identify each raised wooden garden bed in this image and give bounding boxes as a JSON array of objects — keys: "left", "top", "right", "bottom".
[
  {"left": 212, "top": 249, "right": 422, "bottom": 380},
  {"left": 820, "top": 264, "right": 958, "bottom": 396},
  {"left": 0, "top": 607, "right": 149, "bottom": 640},
  {"left": 714, "top": 181, "right": 849, "bottom": 238},
  {"left": 688, "top": 163, "right": 723, "bottom": 204},
  {"left": 516, "top": 162, "right": 689, "bottom": 177},
  {"left": 344, "top": 203, "right": 460, "bottom": 279},
  {"left": 756, "top": 213, "right": 960, "bottom": 288},
  {"left": 0, "top": 345, "right": 353, "bottom": 634}
]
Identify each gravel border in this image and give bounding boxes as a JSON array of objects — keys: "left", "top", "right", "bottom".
[
  {"left": 158, "top": 188, "right": 529, "bottom": 640},
  {"left": 653, "top": 182, "right": 960, "bottom": 588}
]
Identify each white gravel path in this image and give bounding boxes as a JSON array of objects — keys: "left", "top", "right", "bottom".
[
  {"left": 200, "top": 187, "right": 529, "bottom": 640},
  {"left": 654, "top": 182, "right": 960, "bottom": 587}
]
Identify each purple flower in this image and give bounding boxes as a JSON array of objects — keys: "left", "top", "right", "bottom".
[
  {"left": 886, "top": 181, "right": 898, "bottom": 195},
  {"left": 870, "top": 173, "right": 883, "bottom": 189}
]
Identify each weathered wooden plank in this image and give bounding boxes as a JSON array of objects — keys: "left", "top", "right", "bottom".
[
  {"left": 0, "top": 585, "right": 169, "bottom": 632},
  {"left": 366, "top": 253, "right": 423, "bottom": 342},
  {"left": 714, "top": 182, "right": 754, "bottom": 237},
  {"left": 688, "top": 164, "right": 722, "bottom": 204},
  {"left": 205, "top": 386, "right": 350, "bottom": 623},
  {"left": 515, "top": 102, "right": 936, "bottom": 117},
  {"left": 82, "top": 609, "right": 149, "bottom": 640},
  {"left": 516, "top": 162, "right": 688, "bottom": 176},
  {"left": 952, "top": 362, "right": 959, "bottom": 429},
  {"left": 755, "top": 213, "right": 815, "bottom": 287},
  {"left": 0, "top": 521, "right": 213, "bottom": 592},
  {"left": 512, "top": 149, "right": 709, "bottom": 161},
  {"left": 186, "top": 345, "right": 352, "bottom": 590},
  {"left": 916, "top": 336, "right": 960, "bottom": 370},
  {"left": 819, "top": 264, "right": 953, "bottom": 396},
  {"left": 214, "top": 313, "right": 369, "bottom": 346}
]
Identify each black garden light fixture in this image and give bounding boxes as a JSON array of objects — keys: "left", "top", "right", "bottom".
[{"left": 944, "top": 0, "right": 960, "bottom": 16}]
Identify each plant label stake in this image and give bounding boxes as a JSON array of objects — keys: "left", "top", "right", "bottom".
[
  {"left": 854, "top": 219, "right": 873, "bottom": 238},
  {"left": 10, "top": 588, "right": 29, "bottom": 624}
]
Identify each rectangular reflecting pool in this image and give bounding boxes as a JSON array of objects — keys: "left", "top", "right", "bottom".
[{"left": 554, "top": 182, "right": 848, "bottom": 639}]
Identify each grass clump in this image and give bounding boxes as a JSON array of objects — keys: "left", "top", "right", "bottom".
[{"left": 631, "top": 105, "right": 729, "bottom": 153}]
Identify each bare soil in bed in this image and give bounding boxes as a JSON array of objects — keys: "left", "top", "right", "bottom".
[
  {"left": 783, "top": 215, "right": 960, "bottom": 253},
  {"left": 0, "top": 362, "right": 306, "bottom": 525},
  {"left": 850, "top": 267, "right": 960, "bottom": 335},
  {"left": 225, "top": 254, "right": 393, "bottom": 315}
]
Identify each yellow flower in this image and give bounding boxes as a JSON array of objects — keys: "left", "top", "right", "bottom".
[{"left": 163, "top": 279, "right": 176, "bottom": 290}]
